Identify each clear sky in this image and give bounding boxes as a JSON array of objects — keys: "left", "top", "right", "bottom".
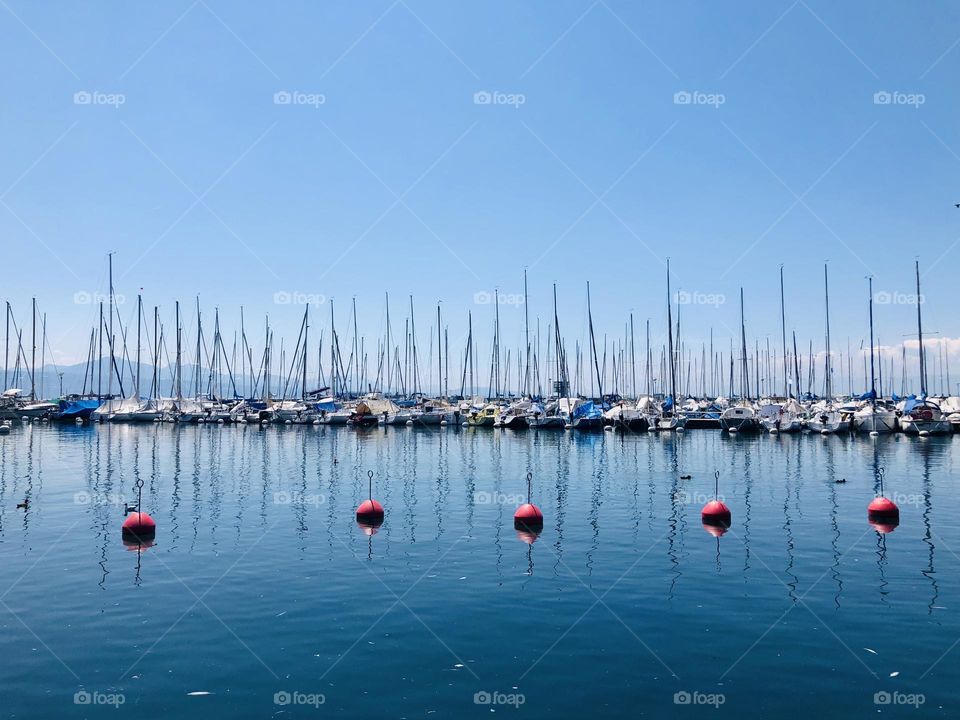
[{"left": 1, "top": 1, "right": 958, "bottom": 394}]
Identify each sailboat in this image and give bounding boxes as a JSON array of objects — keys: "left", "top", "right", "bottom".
[
  {"left": 899, "top": 260, "right": 950, "bottom": 436},
  {"left": 853, "top": 277, "right": 897, "bottom": 434},
  {"left": 720, "top": 289, "right": 760, "bottom": 433},
  {"left": 806, "top": 265, "right": 845, "bottom": 433},
  {"left": 651, "top": 260, "right": 686, "bottom": 431},
  {"left": 761, "top": 269, "right": 802, "bottom": 433}
]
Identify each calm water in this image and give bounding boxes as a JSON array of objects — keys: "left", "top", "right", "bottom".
[{"left": 1, "top": 424, "right": 958, "bottom": 718}]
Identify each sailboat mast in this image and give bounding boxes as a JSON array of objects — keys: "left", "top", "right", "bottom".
[
  {"left": 824, "top": 263, "right": 832, "bottom": 399},
  {"left": 586, "top": 281, "right": 603, "bottom": 400},
  {"left": 523, "top": 269, "right": 530, "bottom": 396},
  {"left": 666, "top": 260, "right": 676, "bottom": 401},
  {"left": 134, "top": 293, "right": 142, "bottom": 397},
  {"left": 302, "top": 304, "right": 309, "bottom": 401},
  {"left": 915, "top": 259, "right": 926, "bottom": 396},
  {"left": 868, "top": 277, "right": 877, "bottom": 405},
  {"left": 30, "top": 297, "right": 36, "bottom": 401},
  {"left": 780, "top": 265, "right": 788, "bottom": 399}
]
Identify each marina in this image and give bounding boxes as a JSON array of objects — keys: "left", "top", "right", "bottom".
[{"left": 2, "top": 1, "right": 958, "bottom": 716}]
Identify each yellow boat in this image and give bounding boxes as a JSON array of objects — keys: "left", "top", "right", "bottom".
[{"left": 467, "top": 405, "right": 497, "bottom": 427}]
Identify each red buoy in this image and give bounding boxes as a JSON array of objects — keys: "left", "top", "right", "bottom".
[
  {"left": 701, "top": 471, "right": 732, "bottom": 529},
  {"left": 122, "top": 511, "right": 157, "bottom": 541},
  {"left": 514, "top": 472, "right": 543, "bottom": 530},
  {"left": 868, "top": 495, "right": 899, "bottom": 518},
  {"left": 121, "top": 480, "right": 156, "bottom": 541},
  {"left": 868, "top": 468, "right": 899, "bottom": 528},
  {"left": 356, "top": 470, "right": 385, "bottom": 522}
]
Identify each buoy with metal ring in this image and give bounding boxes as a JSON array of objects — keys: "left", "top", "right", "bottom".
[
  {"left": 701, "top": 470, "right": 732, "bottom": 529},
  {"left": 868, "top": 467, "right": 899, "bottom": 529},
  {"left": 121, "top": 479, "right": 156, "bottom": 541},
  {"left": 514, "top": 472, "right": 544, "bottom": 531},
  {"left": 356, "top": 470, "right": 384, "bottom": 523}
]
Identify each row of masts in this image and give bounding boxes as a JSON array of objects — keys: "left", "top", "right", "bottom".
[{"left": 2, "top": 259, "right": 954, "bottom": 402}]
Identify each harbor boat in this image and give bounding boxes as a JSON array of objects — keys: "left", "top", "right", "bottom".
[
  {"left": 805, "top": 403, "right": 845, "bottom": 434},
  {"left": 559, "top": 398, "right": 603, "bottom": 430},
  {"left": 527, "top": 401, "right": 566, "bottom": 429},
  {"left": 720, "top": 404, "right": 761, "bottom": 433},
  {"left": 648, "top": 260, "right": 686, "bottom": 432},
  {"left": 56, "top": 396, "right": 101, "bottom": 422},
  {"left": 721, "top": 290, "right": 759, "bottom": 433},
  {"left": 898, "top": 398, "right": 950, "bottom": 436},
  {"left": 128, "top": 398, "right": 163, "bottom": 423},
  {"left": 496, "top": 401, "right": 531, "bottom": 429},
  {"left": 896, "top": 261, "right": 950, "bottom": 436},
  {"left": 412, "top": 402, "right": 455, "bottom": 426},
  {"left": 854, "top": 277, "right": 895, "bottom": 435},
  {"left": 759, "top": 400, "right": 804, "bottom": 433},
  {"left": 603, "top": 400, "right": 647, "bottom": 431},
  {"left": 939, "top": 396, "right": 960, "bottom": 432},
  {"left": 467, "top": 404, "right": 498, "bottom": 427},
  {"left": 19, "top": 400, "right": 60, "bottom": 420},
  {"left": 681, "top": 399, "right": 721, "bottom": 429},
  {"left": 853, "top": 401, "right": 897, "bottom": 434},
  {"left": 350, "top": 397, "right": 397, "bottom": 427}
]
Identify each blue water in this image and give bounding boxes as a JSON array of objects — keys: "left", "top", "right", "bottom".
[{"left": 1, "top": 424, "right": 957, "bottom": 718}]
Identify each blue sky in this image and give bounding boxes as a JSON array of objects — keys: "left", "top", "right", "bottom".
[{"left": 1, "top": 1, "right": 959, "bottom": 393}]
